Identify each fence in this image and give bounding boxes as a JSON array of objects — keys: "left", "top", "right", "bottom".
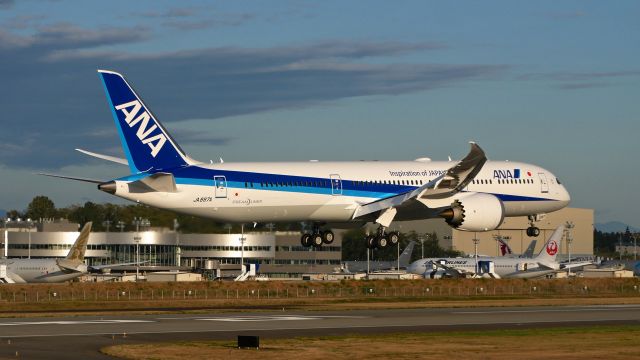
[{"left": 0, "top": 280, "right": 639, "bottom": 304}]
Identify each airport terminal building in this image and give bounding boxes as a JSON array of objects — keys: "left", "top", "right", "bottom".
[
  {"left": 1, "top": 224, "right": 342, "bottom": 278},
  {"left": 1, "top": 207, "right": 593, "bottom": 279}
]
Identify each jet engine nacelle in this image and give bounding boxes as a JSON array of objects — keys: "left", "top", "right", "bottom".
[{"left": 441, "top": 193, "right": 505, "bottom": 232}]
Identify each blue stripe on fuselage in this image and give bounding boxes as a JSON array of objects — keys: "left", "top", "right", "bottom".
[{"left": 117, "top": 165, "right": 557, "bottom": 202}]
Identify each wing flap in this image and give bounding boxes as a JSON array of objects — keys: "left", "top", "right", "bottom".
[{"left": 352, "top": 142, "right": 487, "bottom": 220}]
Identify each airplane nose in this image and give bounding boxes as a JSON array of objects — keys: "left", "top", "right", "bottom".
[{"left": 558, "top": 185, "right": 571, "bottom": 207}]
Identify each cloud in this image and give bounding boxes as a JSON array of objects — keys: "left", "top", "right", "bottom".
[
  {"left": 556, "top": 82, "right": 608, "bottom": 90},
  {"left": 0, "top": 0, "right": 14, "bottom": 10},
  {"left": 518, "top": 70, "right": 640, "bottom": 90},
  {"left": 135, "top": 8, "right": 199, "bottom": 18},
  {"left": 163, "top": 13, "right": 254, "bottom": 30},
  {"left": 0, "top": 24, "right": 504, "bottom": 170},
  {"left": 519, "top": 71, "right": 640, "bottom": 82},
  {"left": 167, "top": 127, "right": 234, "bottom": 146}
]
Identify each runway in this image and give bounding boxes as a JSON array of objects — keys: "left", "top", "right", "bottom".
[{"left": 0, "top": 304, "right": 639, "bottom": 359}]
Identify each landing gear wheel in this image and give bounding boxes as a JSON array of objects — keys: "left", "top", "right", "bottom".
[
  {"left": 526, "top": 227, "right": 540, "bottom": 237},
  {"left": 366, "top": 235, "right": 377, "bottom": 249},
  {"left": 311, "top": 233, "right": 323, "bottom": 247},
  {"left": 301, "top": 234, "right": 312, "bottom": 247},
  {"left": 376, "top": 236, "right": 388, "bottom": 248},
  {"left": 322, "top": 230, "right": 335, "bottom": 244},
  {"left": 388, "top": 232, "right": 400, "bottom": 246}
]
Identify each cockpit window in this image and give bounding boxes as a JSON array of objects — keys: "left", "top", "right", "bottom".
[{"left": 556, "top": 178, "right": 562, "bottom": 184}]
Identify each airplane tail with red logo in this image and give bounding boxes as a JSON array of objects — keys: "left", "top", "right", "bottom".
[
  {"left": 534, "top": 225, "right": 565, "bottom": 266},
  {"left": 496, "top": 237, "right": 513, "bottom": 256}
]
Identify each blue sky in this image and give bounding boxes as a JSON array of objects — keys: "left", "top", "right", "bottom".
[{"left": 0, "top": 1, "right": 638, "bottom": 226}]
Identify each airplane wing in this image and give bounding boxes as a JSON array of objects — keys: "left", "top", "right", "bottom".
[
  {"left": 76, "top": 148, "right": 128, "bottom": 166},
  {"left": 560, "top": 261, "right": 593, "bottom": 270},
  {"left": 351, "top": 142, "right": 486, "bottom": 225}
]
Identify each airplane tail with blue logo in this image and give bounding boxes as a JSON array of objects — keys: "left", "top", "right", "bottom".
[{"left": 98, "top": 70, "right": 195, "bottom": 174}]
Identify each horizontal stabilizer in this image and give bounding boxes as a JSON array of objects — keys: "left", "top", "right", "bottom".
[
  {"left": 55, "top": 259, "right": 85, "bottom": 272},
  {"left": 37, "top": 173, "right": 104, "bottom": 184},
  {"left": 76, "top": 148, "right": 128, "bottom": 165},
  {"left": 128, "top": 172, "right": 177, "bottom": 193}
]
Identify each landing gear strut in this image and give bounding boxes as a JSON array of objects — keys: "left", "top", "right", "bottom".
[
  {"left": 526, "top": 215, "right": 541, "bottom": 237},
  {"left": 300, "top": 224, "right": 335, "bottom": 248}
]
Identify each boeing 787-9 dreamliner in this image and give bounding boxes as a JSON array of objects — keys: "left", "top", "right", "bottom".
[{"left": 41, "top": 70, "right": 571, "bottom": 250}]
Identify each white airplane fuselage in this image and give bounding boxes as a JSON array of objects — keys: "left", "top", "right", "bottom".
[
  {"left": 108, "top": 160, "right": 570, "bottom": 225},
  {"left": 1, "top": 258, "right": 87, "bottom": 283},
  {"left": 407, "top": 256, "right": 558, "bottom": 279}
]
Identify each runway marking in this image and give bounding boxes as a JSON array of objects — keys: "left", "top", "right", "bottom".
[
  {"left": 193, "top": 315, "right": 367, "bottom": 322},
  {"left": 453, "top": 307, "right": 640, "bottom": 315},
  {"left": 0, "top": 320, "right": 154, "bottom": 327},
  {"left": 156, "top": 315, "right": 367, "bottom": 321}
]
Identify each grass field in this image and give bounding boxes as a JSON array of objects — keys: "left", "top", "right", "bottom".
[{"left": 101, "top": 325, "right": 640, "bottom": 360}]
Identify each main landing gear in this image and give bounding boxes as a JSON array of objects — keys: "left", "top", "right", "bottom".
[
  {"left": 300, "top": 225, "right": 335, "bottom": 248},
  {"left": 526, "top": 215, "right": 541, "bottom": 237},
  {"left": 366, "top": 226, "right": 400, "bottom": 250}
]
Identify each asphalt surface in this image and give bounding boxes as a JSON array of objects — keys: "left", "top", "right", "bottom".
[{"left": 0, "top": 304, "right": 639, "bottom": 359}]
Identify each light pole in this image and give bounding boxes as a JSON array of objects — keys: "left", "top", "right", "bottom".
[
  {"left": 174, "top": 219, "right": 181, "bottom": 267},
  {"left": 1, "top": 218, "right": 7, "bottom": 258},
  {"left": 619, "top": 234, "right": 623, "bottom": 261},
  {"left": 565, "top": 222, "right": 574, "bottom": 276},
  {"left": 473, "top": 238, "right": 480, "bottom": 275},
  {"left": 397, "top": 237, "right": 400, "bottom": 271},
  {"left": 633, "top": 233, "right": 638, "bottom": 261},
  {"left": 239, "top": 224, "right": 246, "bottom": 274},
  {"left": 102, "top": 220, "right": 112, "bottom": 232},
  {"left": 131, "top": 217, "right": 150, "bottom": 281},
  {"left": 419, "top": 236, "right": 424, "bottom": 259},
  {"left": 116, "top": 221, "right": 125, "bottom": 232}
]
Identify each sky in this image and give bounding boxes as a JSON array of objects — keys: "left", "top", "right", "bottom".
[{"left": 0, "top": 1, "right": 638, "bottom": 226}]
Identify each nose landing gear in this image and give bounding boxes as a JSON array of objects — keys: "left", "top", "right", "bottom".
[{"left": 526, "top": 214, "right": 544, "bottom": 237}]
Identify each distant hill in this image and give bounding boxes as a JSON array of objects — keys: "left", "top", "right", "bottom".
[{"left": 595, "top": 221, "right": 640, "bottom": 233}]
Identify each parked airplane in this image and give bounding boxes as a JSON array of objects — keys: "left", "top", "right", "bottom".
[
  {"left": 41, "top": 70, "right": 570, "bottom": 250},
  {"left": 0, "top": 222, "right": 93, "bottom": 283},
  {"left": 343, "top": 241, "right": 416, "bottom": 273},
  {"left": 407, "top": 225, "right": 590, "bottom": 279},
  {"left": 495, "top": 236, "right": 537, "bottom": 258}
]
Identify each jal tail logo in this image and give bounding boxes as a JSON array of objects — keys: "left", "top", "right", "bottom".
[
  {"left": 546, "top": 240, "right": 558, "bottom": 256},
  {"left": 115, "top": 100, "right": 166, "bottom": 157}
]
